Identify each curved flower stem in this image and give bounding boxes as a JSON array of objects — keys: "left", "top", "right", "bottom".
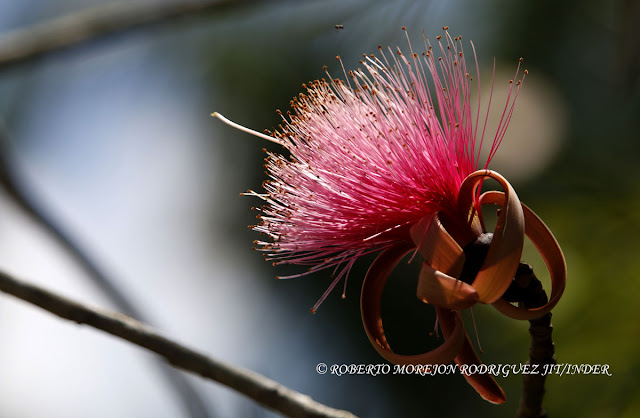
[
  {"left": 503, "top": 263, "right": 555, "bottom": 418},
  {"left": 0, "top": 269, "right": 357, "bottom": 418},
  {"left": 0, "top": 136, "right": 211, "bottom": 417}
]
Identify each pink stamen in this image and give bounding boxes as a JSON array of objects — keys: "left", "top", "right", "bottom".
[{"left": 215, "top": 28, "right": 525, "bottom": 310}]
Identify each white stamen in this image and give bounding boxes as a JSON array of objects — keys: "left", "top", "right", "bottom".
[
  {"left": 211, "top": 112, "right": 286, "bottom": 146},
  {"left": 362, "top": 222, "right": 409, "bottom": 242},
  {"left": 469, "top": 307, "right": 484, "bottom": 354}
]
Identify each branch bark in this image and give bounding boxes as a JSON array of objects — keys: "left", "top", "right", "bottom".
[
  {"left": 0, "top": 0, "right": 255, "bottom": 71},
  {"left": 0, "top": 269, "right": 357, "bottom": 418},
  {"left": 0, "top": 131, "right": 212, "bottom": 417}
]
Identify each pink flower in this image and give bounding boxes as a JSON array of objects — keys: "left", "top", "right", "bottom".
[
  {"left": 214, "top": 27, "right": 566, "bottom": 404},
  {"left": 252, "top": 30, "right": 508, "bottom": 300}
]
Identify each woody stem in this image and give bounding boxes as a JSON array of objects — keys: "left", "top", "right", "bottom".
[{"left": 503, "top": 263, "right": 555, "bottom": 418}]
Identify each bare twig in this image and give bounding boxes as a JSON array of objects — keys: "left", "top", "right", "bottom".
[
  {"left": 0, "top": 269, "right": 357, "bottom": 418},
  {"left": 0, "top": 2, "right": 263, "bottom": 411},
  {"left": 0, "top": 132, "right": 212, "bottom": 417},
  {"left": 504, "top": 263, "right": 555, "bottom": 418},
  {"left": 0, "top": 0, "right": 256, "bottom": 71}
]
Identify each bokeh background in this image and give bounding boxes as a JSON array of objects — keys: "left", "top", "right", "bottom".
[{"left": 0, "top": 0, "right": 638, "bottom": 417}]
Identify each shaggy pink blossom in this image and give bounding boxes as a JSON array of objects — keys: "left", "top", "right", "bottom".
[
  {"left": 214, "top": 27, "right": 566, "bottom": 405},
  {"left": 246, "top": 28, "right": 523, "bottom": 311}
]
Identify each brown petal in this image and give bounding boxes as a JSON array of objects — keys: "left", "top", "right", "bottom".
[
  {"left": 417, "top": 262, "right": 479, "bottom": 310},
  {"left": 436, "top": 306, "right": 507, "bottom": 404},
  {"left": 458, "top": 170, "right": 525, "bottom": 304},
  {"left": 409, "top": 214, "right": 465, "bottom": 277},
  {"left": 361, "top": 245, "right": 465, "bottom": 364},
  {"left": 482, "top": 191, "right": 567, "bottom": 320}
]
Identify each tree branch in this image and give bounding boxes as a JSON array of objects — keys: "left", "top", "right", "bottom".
[
  {"left": 0, "top": 269, "right": 357, "bottom": 418},
  {"left": 0, "top": 131, "right": 213, "bottom": 417},
  {"left": 0, "top": 0, "right": 257, "bottom": 71}
]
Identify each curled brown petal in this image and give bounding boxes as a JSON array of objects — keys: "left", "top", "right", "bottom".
[
  {"left": 458, "top": 170, "right": 525, "bottom": 304},
  {"left": 409, "top": 214, "right": 465, "bottom": 277},
  {"left": 481, "top": 191, "right": 567, "bottom": 320},
  {"left": 417, "top": 262, "right": 479, "bottom": 310},
  {"left": 436, "top": 306, "right": 507, "bottom": 404},
  {"left": 361, "top": 245, "right": 465, "bottom": 365}
]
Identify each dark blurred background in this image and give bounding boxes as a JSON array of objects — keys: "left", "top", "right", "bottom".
[{"left": 0, "top": 0, "right": 638, "bottom": 417}]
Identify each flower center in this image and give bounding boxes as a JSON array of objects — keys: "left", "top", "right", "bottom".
[{"left": 459, "top": 232, "right": 493, "bottom": 285}]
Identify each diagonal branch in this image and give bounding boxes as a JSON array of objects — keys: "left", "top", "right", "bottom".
[
  {"left": 0, "top": 0, "right": 257, "bottom": 71},
  {"left": 0, "top": 269, "right": 357, "bottom": 418},
  {"left": 0, "top": 132, "right": 212, "bottom": 417}
]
